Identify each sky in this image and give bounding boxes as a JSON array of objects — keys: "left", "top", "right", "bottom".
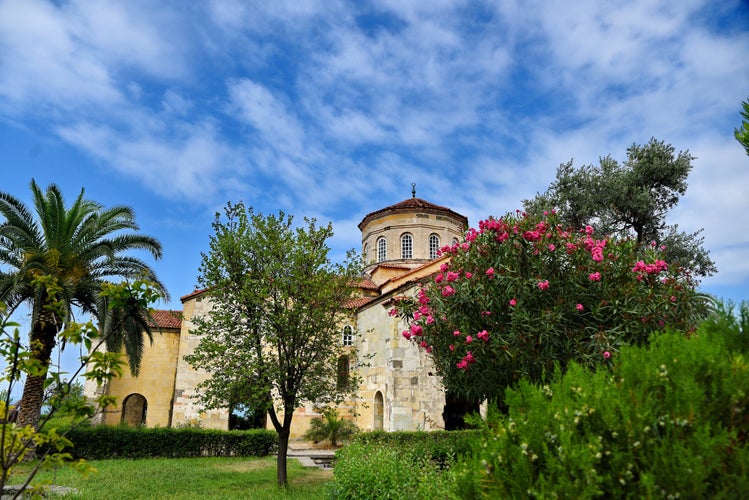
[{"left": 1, "top": 0, "right": 748, "bottom": 321}]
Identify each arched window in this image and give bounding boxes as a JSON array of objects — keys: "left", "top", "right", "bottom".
[
  {"left": 401, "top": 233, "right": 413, "bottom": 259},
  {"left": 121, "top": 393, "right": 147, "bottom": 427},
  {"left": 373, "top": 391, "right": 384, "bottom": 430},
  {"left": 337, "top": 355, "right": 350, "bottom": 390},
  {"left": 342, "top": 325, "right": 354, "bottom": 346},
  {"left": 363, "top": 243, "right": 368, "bottom": 262},
  {"left": 377, "top": 237, "right": 387, "bottom": 262},
  {"left": 429, "top": 234, "right": 440, "bottom": 259}
]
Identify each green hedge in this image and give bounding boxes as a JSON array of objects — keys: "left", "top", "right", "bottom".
[{"left": 60, "top": 426, "right": 277, "bottom": 459}]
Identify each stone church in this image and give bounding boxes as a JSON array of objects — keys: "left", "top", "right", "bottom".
[{"left": 85, "top": 194, "right": 468, "bottom": 438}]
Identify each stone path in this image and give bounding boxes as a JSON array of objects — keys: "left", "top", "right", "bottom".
[{"left": 286, "top": 443, "right": 337, "bottom": 469}]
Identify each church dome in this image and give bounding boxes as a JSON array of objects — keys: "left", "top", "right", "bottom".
[{"left": 359, "top": 193, "right": 468, "bottom": 273}]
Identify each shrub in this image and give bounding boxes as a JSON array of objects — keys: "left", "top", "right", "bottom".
[
  {"left": 304, "top": 408, "right": 358, "bottom": 447},
  {"left": 58, "top": 426, "right": 277, "bottom": 459},
  {"left": 447, "top": 313, "right": 749, "bottom": 498},
  {"left": 395, "top": 211, "right": 710, "bottom": 405},
  {"left": 331, "top": 430, "right": 477, "bottom": 498}
]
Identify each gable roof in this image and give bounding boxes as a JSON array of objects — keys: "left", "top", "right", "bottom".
[{"left": 150, "top": 309, "right": 182, "bottom": 329}]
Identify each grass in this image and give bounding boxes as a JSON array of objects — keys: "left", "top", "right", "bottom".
[{"left": 8, "top": 456, "right": 333, "bottom": 499}]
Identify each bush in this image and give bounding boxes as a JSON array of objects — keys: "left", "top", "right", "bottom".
[
  {"left": 58, "top": 426, "right": 277, "bottom": 459},
  {"left": 447, "top": 311, "right": 749, "bottom": 498},
  {"left": 304, "top": 408, "right": 359, "bottom": 447},
  {"left": 331, "top": 430, "right": 477, "bottom": 498}
]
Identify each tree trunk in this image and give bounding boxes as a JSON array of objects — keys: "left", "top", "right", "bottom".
[
  {"left": 16, "top": 312, "right": 58, "bottom": 430},
  {"left": 277, "top": 428, "right": 290, "bottom": 487}
]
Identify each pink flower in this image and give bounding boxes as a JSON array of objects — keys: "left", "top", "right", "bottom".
[
  {"left": 440, "top": 263, "right": 450, "bottom": 272},
  {"left": 420, "top": 341, "right": 428, "bottom": 348},
  {"left": 585, "top": 225, "right": 594, "bottom": 235},
  {"left": 446, "top": 271, "right": 460, "bottom": 282},
  {"left": 603, "top": 351, "right": 611, "bottom": 359},
  {"left": 537, "top": 279, "right": 550, "bottom": 291},
  {"left": 481, "top": 310, "right": 491, "bottom": 317},
  {"left": 449, "top": 344, "right": 455, "bottom": 352},
  {"left": 509, "top": 298, "right": 517, "bottom": 307},
  {"left": 576, "top": 303, "right": 584, "bottom": 311},
  {"left": 589, "top": 272, "right": 601, "bottom": 282},
  {"left": 426, "top": 346, "right": 432, "bottom": 353},
  {"left": 457, "top": 360, "right": 468, "bottom": 369},
  {"left": 388, "top": 308, "right": 398, "bottom": 317},
  {"left": 435, "top": 274, "right": 444, "bottom": 284},
  {"left": 486, "top": 267, "right": 495, "bottom": 278},
  {"left": 670, "top": 296, "right": 677, "bottom": 302},
  {"left": 548, "top": 244, "right": 556, "bottom": 251},
  {"left": 453, "top": 329, "right": 461, "bottom": 337},
  {"left": 413, "top": 311, "right": 421, "bottom": 321},
  {"left": 441, "top": 286, "right": 455, "bottom": 297},
  {"left": 464, "top": 272, "right": 473, "bottom": 279},
  {"left": 402, "top": 330, "right": 412, "bottom": 340},
  {"left": 477, "top": 330, "right": 489, "bottom": 342},
  {"left": 410, "top": 324, "right": 423, "bottom": 336},
  {"left": 465, "top": 335, "right": 473, "bottom": 344},
  {"left": 426, "top": 315, "right": 435, "bottom": 324}
]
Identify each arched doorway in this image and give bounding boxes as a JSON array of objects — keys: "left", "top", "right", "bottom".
[
  {"left": 373, "top": 391, "right": 384, "bottom": 431},
  {"left": 121, "top": 393, "right": 147, "bottom": 427}
]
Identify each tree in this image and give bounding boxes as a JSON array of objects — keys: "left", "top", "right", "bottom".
[
  {"left": 396, "top": 211, "right": 711, "bottom": 410},
  {"left": 524, "top": 138, "right": 716, "bottom": 278},
  {"left": 0, "top": 180, "right": 166, "bottom": 429},
  {"left": 1, "top": 280, "right": 160, "bottom": 497},
  {"left": 185, "top": 203, "right": 360, "bottom": 487},
  {"left": 735, "top": 98, "right": 749, "bottom": 156}
]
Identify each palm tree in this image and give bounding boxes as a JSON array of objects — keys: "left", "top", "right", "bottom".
[{"left": 0, "top": 180, "right": 167, "bottom": 428}]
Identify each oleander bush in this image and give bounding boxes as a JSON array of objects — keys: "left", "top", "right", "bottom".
[
  {"left": 58, "top": 426, "right": 278, "bottom": 459},
  {"left": 448, "top": 304, "right": 749, "bottom": 498}
]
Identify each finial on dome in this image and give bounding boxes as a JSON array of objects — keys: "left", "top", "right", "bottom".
[{"left": 411, "top": 183, "right": 416, "bottom": 198}]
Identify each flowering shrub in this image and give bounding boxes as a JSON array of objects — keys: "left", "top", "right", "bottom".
[{"left": 396, "top": 211, "right": 709, "bottom": 403}]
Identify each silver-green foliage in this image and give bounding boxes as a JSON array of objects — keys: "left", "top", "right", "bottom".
[{"left": 524, "top": 138, "right": 716, "bottom": 278}]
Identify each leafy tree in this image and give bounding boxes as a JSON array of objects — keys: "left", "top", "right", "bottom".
[
  {"left": 524, "top": 138, "right": 716, "bottom": 278},
  {"left": 735, "top": 98, "right": 749, "bottom": 156},
  {"left": 185, "top": 202, "right": 360, "bottom": 487},
  {"left": 1, "top": 280, "right": 160, "bottom": 496},
  {"left": 0, "top": 180, "right": 166, "bottom": 429},
  {"left": 396, "top": 211, "right": 711, "bottom": 409}
]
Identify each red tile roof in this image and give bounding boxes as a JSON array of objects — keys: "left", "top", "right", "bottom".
[
  {"left": 344, "top": 297, "right": 376, "bottom": 309},
  {"left": 358, "top": 197, "right": 468, "bottom": 230},
  {"left": 180, "top": 288, "right": 207, "bottom": 302},
  {"left": 150, "top": 309, "right": 182, "bottom": 329},
  {"left": 357, "top": 278, "right": 379, "bottom": 290}
]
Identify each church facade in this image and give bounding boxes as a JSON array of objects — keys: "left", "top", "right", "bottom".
[{"left": 85, "top": 196, "right": 468, "bottom": 437}]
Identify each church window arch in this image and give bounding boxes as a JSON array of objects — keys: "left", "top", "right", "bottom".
[
  {"left": 373, "top": 391, "right": 384, "bottom": 430},
  {"left": 429, "top": 234, "right": 440, "bottom": 259},
  {"left": 342, "top": 325, "right": 354, "bottom": 346},
  {"left": 401, "top": 233, "right": 413, "bottom": 259},
  {"left": 363, "top": 243, "right": 368, "bottom": 262},
  {"left": 377, "top": 237, "right": 387, "bottom": 262}
]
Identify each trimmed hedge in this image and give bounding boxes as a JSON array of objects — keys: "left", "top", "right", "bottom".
[{"left": 60, "top": 426, "right": 277, "bottom": 459}]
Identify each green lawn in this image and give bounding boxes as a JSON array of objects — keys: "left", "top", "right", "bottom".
[{"left": 9, "top": 456, "right": 333, "bottom": 499}]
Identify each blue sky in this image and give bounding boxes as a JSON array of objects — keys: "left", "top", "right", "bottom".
[{"left": 1, "top": 0, "right": 748, "bottom": 318}]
